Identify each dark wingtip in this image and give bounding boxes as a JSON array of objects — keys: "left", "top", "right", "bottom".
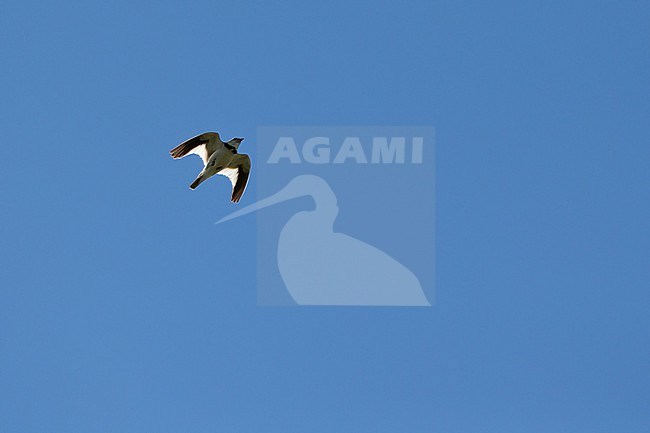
[
  {"left": 170, "top": 146, "right": 184, "bottom": 159},
  {"left": 231, "top": 191, "right": 243, "bottom": 203},
  {"left": 189, "top": 178, "right": 202, "bottom": 189},
  {"left": 170, "top": 135, "right": 208, "bottom": 159}
]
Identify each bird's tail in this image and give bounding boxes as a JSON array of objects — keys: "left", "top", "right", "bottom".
[{"left": 190, "top": 174, "right": 206, "bottom": 190}]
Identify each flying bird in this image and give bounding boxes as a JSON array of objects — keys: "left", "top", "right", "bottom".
[{"left": 170, "top": 132, "right": 251, "bottom": 203}]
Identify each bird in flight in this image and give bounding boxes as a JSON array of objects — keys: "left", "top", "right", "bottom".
[{"left": 170, "top": 132, "right": 251, "bottom": 203}]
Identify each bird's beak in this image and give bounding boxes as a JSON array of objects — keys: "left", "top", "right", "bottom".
[{"left": 216, "top": 180, "right": 303, "bottom": 224}]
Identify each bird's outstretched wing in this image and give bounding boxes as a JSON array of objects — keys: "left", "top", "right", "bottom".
[
  {"left": 169, "top": 132, "right": 222, "bottom": 165},
  {"left": 217, "top": 154, "right": 251, "bottom": 203}
]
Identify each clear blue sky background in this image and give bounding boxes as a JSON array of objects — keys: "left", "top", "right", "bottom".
[{"left": 1, "top": 1, "right": 649, "bottom": 432}]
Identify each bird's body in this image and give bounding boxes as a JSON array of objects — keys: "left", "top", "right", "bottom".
[
  {"left": 170, "top": 132, "right": 251, "bottom": 203},
  {"left": 217, "top": 175, "right": 430, "bottom": 306}
]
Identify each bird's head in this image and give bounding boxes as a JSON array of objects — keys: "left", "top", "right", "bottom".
[
  {"left": 216, "top": 175, "right": 338, "bottom": 225},
  {"left": 228, "top": 137, "right": 244, "bottom": 149}
]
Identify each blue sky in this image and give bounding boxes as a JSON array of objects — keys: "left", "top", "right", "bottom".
[{"left": 1, "top": 1, "right": 649, "bottom": 432}]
